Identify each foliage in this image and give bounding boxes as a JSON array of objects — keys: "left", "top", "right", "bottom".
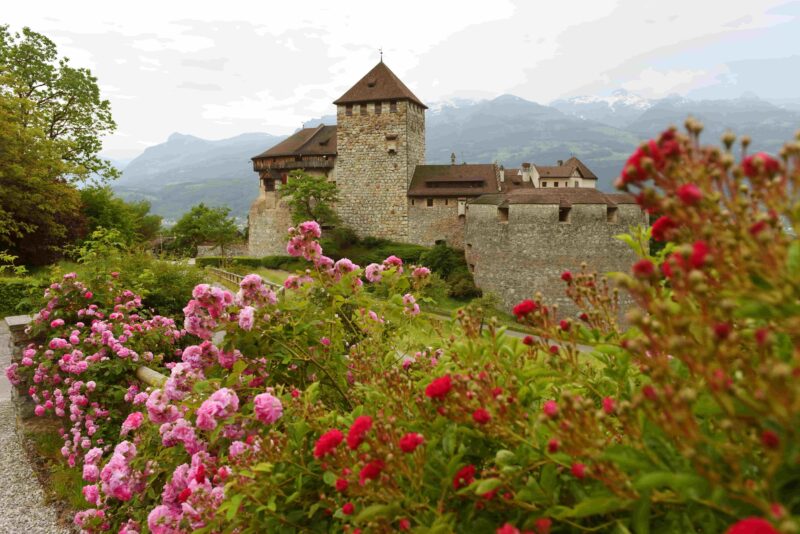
[
  {"left": 80, "top": 187, "right": 162, "bottom": 244},
  {"left": 195, "top": 255, "right": 308, "bottom": 272},
  {"left": 8, "top": 127, "right": 800, "bottom": 534},
  {"left": 0, "top": 276, "right": 40, "bottom": 316},
  {"left": 280, "top": 170, "right": 339, "bottom": 226},
  {"left": 0, "top": 79, "right": 86, "bottom": 265},
  {"left": 169, "top": 203, "right": 240, "bottom": 257},
  {"left": 0, "top": 25, "right": 117, "bottom": 182},
  {"left": 63, "top": 228, "right": 204, "bottom": 318}
]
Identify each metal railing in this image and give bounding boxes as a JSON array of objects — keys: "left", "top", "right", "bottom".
[{"left": 207, "top": 267, "right": 285, "bottom": 297}]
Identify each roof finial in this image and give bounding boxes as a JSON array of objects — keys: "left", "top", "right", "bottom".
[{"left": 379, "top": 47, "right": 383, "bottom": 63}]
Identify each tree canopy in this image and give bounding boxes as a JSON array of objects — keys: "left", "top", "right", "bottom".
[
  {"left": 280, "top": 170, "right": 339, "bottom": 226},
  {"left": 0, "top": 25, "right": 117, "bottom": 182},
  {"left": 80, "top": 187, "right": 162, "bottom": 245},
  {"left": 170, "top": 203, "right": 240, "bottom": 257}
]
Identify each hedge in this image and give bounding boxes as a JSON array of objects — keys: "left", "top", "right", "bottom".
[
  {"left": 196, "top": 256, "right": 307, "bottom": 272},
  {"left": 0, "top": 277, "right": 41, "bottom": 318}
]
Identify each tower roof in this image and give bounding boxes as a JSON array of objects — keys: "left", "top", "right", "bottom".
[{"left": 334, "top": 62, "right": 427, "bottom": 109}]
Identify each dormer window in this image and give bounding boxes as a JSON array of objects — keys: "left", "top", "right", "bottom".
[{"left": 367, "top": 78, "right": 377, "bottom": 87}]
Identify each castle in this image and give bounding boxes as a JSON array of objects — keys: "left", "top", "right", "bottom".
[{"left": 248, "top": 62, "right": 646, "bottom": 312}]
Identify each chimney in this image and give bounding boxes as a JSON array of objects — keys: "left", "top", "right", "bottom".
[
  {"left": 498, "top": 164, "right": 505, "bottom": 183},
  {"left": 557, "top": 159, "right": 563, "bottom": 166},
  {"left": 450, "top": 152, "right": 456, "bottom": 165},
  {"left": 521, "top": 162, "right": 532, "bottom": 183}
]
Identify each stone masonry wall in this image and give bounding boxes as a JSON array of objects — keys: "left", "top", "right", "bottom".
[
  {"left": 465, "top": 203, "right": 646, "bottom": 316},
  {"left": 335, "top": 100, "right": 425, "bottom": 242},
  {"left": 247, "top": 187, "right": 294, "bottom": 257},
  {"left": 408, "top": 197, "right": 466, "bottom": 248}
]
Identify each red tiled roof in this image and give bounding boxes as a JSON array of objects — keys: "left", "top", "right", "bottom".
[
  {"left": 334, "top": 62, "right": 427, "bottom": 109},
  {"left": 252, "top": 125, "right": 337, "bottom": 159}
]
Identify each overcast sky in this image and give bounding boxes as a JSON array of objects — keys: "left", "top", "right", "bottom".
[{"left": 4, "top": 0, "right": 800, "bottom": 158}]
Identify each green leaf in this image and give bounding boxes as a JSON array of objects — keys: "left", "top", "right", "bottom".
[
  {"left": 788, "top": 241, "right": 800, "bottom": 274},
  {"left": 474, "top": 478, "right": 503, "bottom": 496},
  {"left": 354, "top": 503, "right": 400, "bottom": 523},
  {"left": 322, "top": 471, "right": 337, "bottom": 486},
  {"left": 495, "top": 449, "right": 515, "bottom": 467},
  {"left": 559, "top": 496, "right": 626, "bottom": 518},
  {"left": 226, "top": 494, "right": 244, "bottom": 520},
  {"left": 634, "top": 472, "right": 709, "bottom": 499},
  {"left": 631, "top": 493, "right": 651, "bottom": 534}
]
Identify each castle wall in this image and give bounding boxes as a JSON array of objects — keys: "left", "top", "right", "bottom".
[
  {"left": 408, "top": 197, "right": 465, "bottom": 248},
  {"left": 247, "top": 185, "right": 294, "bottom": 257},
  {"left": 465, "top": 203, "right": 646, "bottom": 315},
  {"left": 335, "top": 100, "right": 425, "bottom": 242}
]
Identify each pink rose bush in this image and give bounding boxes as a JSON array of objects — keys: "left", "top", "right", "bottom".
[{"left": 8, "top": 126, "right": 800, "bottom": 534}]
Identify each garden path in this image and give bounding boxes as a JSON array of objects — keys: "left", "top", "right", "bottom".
[{"left": 0, "top": 321, "right": 70, "bottom": 534}]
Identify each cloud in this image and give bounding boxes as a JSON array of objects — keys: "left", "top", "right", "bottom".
[
  {"left": 621, "top": 67, "right": 724, "bottom": 98},
  {"left": 177, "top": 82, "right": 222, "bottom": 91},
  {"left": 181, "top": 57, "right": 228, "bottom": 70}
]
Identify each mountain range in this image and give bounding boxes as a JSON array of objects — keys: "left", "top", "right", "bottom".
[{"left": 111, "top": 93, "right": 800, "bottom": 222}]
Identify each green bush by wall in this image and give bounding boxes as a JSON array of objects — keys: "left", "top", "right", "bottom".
[{"left": 0, "top": 277, "right": 42, "bottom": 317}]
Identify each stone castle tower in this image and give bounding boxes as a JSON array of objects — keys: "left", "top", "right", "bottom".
[{"left": 333, "top": 62, "right": 426, "bottom": 241}]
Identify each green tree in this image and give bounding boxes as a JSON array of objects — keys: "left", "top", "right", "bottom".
[
  {"left": 0, "top": 80, "right": 85, "bottom": 265},
  {"left": 170, "top": 203, "right": 240, "bottom": 257},
  {"left": 0, "top": 25, "right": 117, "bottom": 182},
  {"left": 280, "top": 170, "right": 339, "bottom": 226},
  {"left": 80, "top": 186, "right": 162, "bottom": 244}
]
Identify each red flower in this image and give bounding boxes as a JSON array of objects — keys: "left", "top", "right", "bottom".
[
  {"left": 677, "top": 183, "right": 703, "bottom": 205},
  {"left": 726, "top": 517, "right": 778, "bottom": 534},
  {"left": 547, "top": 438, "right": 559, "bottom": 453},
  {"left": 761, "top": 430, "right": 780, "bottom": 449},
  {"left": 513, "top": 299, "right": 538, "bottom": 318},
  {"left": 579, "top": 312, "right": 589, "bottom": 322},
  {"left": 548, "top": 345, "right": 559, "bottom": 354},
  {"left": 398, "top": 518, "right": 411, "bottom": 531},
  {"left": 561, "top": 271, "right": 573, "bottom": 283},
  {"left": 713, "top": 322, "right": 732, "bottom": 340},
  {"left": 314, "top": 429, "right": 344, "bottom": 458},
  {"left": 522, "top": 335, "right": 535, "bottom": 346},
  {"left": 425, "top": 375, "right": 452, "bottom": 399},
  {"left": 642, "top": 385, "right": 658, "bottom": 400},
  {"left": 542, "top": 400, "right": 558, "bottom": 418},
  {"left": 342, "top": 502, "right": 355, "bottom": 516},
  {"left": 347, "top": 415, "right": 373, "bottom": 450},
  {"left": 690, "top": 241, "right": 710, "bottom": 269},
  {"left": 755, "top": 328, "right": 769, "bottom": 346},
  {"left": 335, "top": 478, "right": 348, "bottom": 492},
  {"left": 602, "top": 396, "right": 616, "bottom": 414},
  {"left": 472, "top": 408, "right": 491, "bottom": 425},
  {"left": 559, "top": 319, "right": 570, "bottom": 331},
  {"left": 571, "top": 462, "right": 586, "bottom": 479},
  {"left": 632, "top": 259, "right": 655, "bottom": 279},
  {"left": 399, "top": 432, "right": 424, "bottom": 453},
  {"left": 194, "top": 463, "right": 205, "bottom": 483},
  {"left": 496, "top": 524, "right": 520, "bottom": 534},
  {"left": 453, "top": 464, "right": 476, "bottom": 489},
  {"left": 742, "top": 153, "right": 780, "bottom": 179},
  {"left": 359, "top": 459, "right": 385, "bottom": 485},
  {"left": 535, "top": 518, "right": 553, "bottom": 534},
  {"left": 651, "top": 216, "right": 677, "bottom": 242},
  {"left": 178, "top": 488, "right": 191, "bottom": 503},
  {"left": 749, "top": 220, "right": 768, "bottom": 236}
]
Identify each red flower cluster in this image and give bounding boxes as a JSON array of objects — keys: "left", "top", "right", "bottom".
[
  {"left": 472, "top": 408, "right": 491, "bottom": 425},
  {"left": 314, "top": 429, "right": 343, "bottom": 458},
  {"left": 742, "top": 152, "right": 780, "bottom": 179},
  {"left": 571, "top": 462, "right": 586, "bottom": 479},
  {"left": 346, "top": 416, "right": 373, "bottom": 450},
  {"left": 726, "top": 517, "right": 778, "bottom": 534},
  {"left": 512, "top": 299, "right": 538, "bottom": 319},
  {"left": 542, "top": 400, "right": 558, "bottom": 418},
  {"left": 677, "top": 183, "right": 703, "bottom": 205},
  {"left": 651, "top": 216, "right": 677, "bottom": 242},
  {"left": 398, "top": 432, "right": 424, "bottom": 453},
  {"left": 453, "top": 464, "right": 476, "bottom": 489},
  {"left": 359, "top": 459, "right": 385, "bottom": 485},
  {"left": 662, "top": 241, "right": 710, "bottom": 279},
  {"left": 425, "top": 375, "right": 452, "bottom": 400},
  {"left": 618, "top": 129, "right": 681, "bottom": 186},
  {"left": 632, "top": 259, "right": 655, "bottom": 279}
]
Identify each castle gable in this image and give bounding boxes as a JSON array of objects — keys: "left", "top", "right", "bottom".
[
  {"left": 534, "top": 157, "right": 597, "bottom": 180},
  {"left": 334, "top": 62, "right": 427, "bottom": 109}
]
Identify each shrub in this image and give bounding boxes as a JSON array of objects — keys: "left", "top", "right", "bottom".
[
  {"left": 0, "top": 276, "right": 41, "bottom": 317},
  {"left": 8, "top": 126, "right": 800, "bottom": 534}
]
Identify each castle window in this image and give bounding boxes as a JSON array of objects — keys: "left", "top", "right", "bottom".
[
  {"left": 360, "top": 103, "right": 367, "bottom": 115},
  {"left": 345, "top": 104, "right": 353, "bottom": 116},
  {"left": 390, "top": 101, "right": 397, "bottom": 112},
  {"left": 498, "top": 206, "right": 509, "bottom": 222},
  {"left": 385, "top": 134, "right": 398, "bottom": 154},
  {"left": 265, "top": 179, "right": 275, "bottom": 192},
  {"left": 468, "top": 263, "right": 475, "bottom": 273},
  {"left": 444, "top": 198, "right": 448, "bottom": 206},
  {"left": 375, "top": 102, "right": 382, "bottom": 115},
  {"left": 554, "top": 182, "right": 559, "bottom": 188},
  {"left": 574, "top": 181, "right": 579, "bottom": 187},
  {"left": 542, "top": 181, "right": 547, "bottom": 187},
  {"left": 426, "top": 198, "right": 433, "bottom": 207},
  {"left": 607, "top": 206, "right": 618, "bottom": 223},
  {"left": 559, "top": 207, "right": 571, "bottom": 223},
  {"left": 411, "top": 199, "right": 415, "bottom": 206}
]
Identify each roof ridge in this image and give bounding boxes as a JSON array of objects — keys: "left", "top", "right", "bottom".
[{"left": 295, "top": 124, "right": 327, "bottom": 153}]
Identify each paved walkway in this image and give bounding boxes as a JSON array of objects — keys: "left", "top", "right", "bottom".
[{"left": 0, "top": 321, "right": 70, "bottom": 534}]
